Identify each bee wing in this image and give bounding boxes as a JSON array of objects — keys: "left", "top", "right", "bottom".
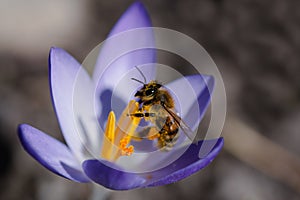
[{"left": 161, "top": 103, "right": 195, "bottom": 142}]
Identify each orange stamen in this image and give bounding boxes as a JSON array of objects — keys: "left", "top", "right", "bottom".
[{"left": 100, "top": 100, "right": 141, "bottom": 161}]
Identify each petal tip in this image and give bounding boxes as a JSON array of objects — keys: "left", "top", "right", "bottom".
[
  {"left": 200, "top": 74, "right": 215, "bottom": 91},
  {"left": 109, "top": 1, "right": 152, "bottom": 37},
  {"left": 206, "top": 74, "right": 215, "bottom": 90},
  {"left": 49, "top": 47, "right": 68, "bottom": 61},
  {"left": 18, "top": 124, "right": 25, "bottom": 144},
  {"left": 130, "top": 1, "right": 146, "bottom": 11},
  {"left": 49, "top": 46, "right": 63, "bottom": 57},
  {"left": 18, "top": 124, "right": 90, "bottom": 183},
  {"left": 18, "top": 123, "right": 33, "bottom": 147}
]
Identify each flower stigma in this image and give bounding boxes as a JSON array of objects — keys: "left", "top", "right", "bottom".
[{"left": 101, "top": 100, "right": 141, "bottom": 161}]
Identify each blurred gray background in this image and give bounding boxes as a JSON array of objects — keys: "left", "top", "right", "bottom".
[{"left": 1, "top": 0, "right": 300, "bottom": 199}]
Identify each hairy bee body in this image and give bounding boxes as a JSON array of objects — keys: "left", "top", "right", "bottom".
[{"left": 131, "top": 81, "right": 180, "bottom": 150}]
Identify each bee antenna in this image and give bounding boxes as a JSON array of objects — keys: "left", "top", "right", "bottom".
[
  {"left": 131, "top": 78, "right": 145, "bottom": 85},
  {"left": 135, "top": 66, "right": 147, "bottom": 83}
]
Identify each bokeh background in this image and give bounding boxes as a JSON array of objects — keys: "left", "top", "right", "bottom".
[{"left": 1, "top": 0, "right": 300, "bottom": 199}]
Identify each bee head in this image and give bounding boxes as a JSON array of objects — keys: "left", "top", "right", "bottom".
[{"left": 134, "top": 82, "right": 162, "bottom": 98}]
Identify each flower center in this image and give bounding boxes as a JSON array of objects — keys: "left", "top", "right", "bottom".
[{"left": 101, "top": 100, "right": 141, "bottom": 161}]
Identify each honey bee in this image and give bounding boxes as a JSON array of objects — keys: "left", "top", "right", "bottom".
[{"left": 128, "top": 67, "right": 194, "bottom": 150}]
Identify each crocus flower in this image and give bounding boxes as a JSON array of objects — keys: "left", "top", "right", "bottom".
[{"left": 18, "top": 2, "right": 224, "bottom": 190}]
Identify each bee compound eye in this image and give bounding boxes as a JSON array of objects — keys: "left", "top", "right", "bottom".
[{"left": 145, "top": 89, "right": 155, "bottom": 96}]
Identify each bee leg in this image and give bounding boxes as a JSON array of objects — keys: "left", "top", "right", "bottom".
[
  {"left": 127, "top": 112, "right": 145, "bottom": 118},
  {"left": 130, "top": 135, "right": 143, "bottom": 141},
  {"left": 148, "top": 132, "right": 160, "bottom": 140},
  {"left": 127, "top": 112, "right": 156, "bottom": 123},
  {"left": 144, "top": 113, "right": 156, "bottom": 117},
  {"left": 143, "top": 112, "right": 156, "bottom": 122},
  {"left": 126, "top": 112, "right": 156, "bottom": 118}
]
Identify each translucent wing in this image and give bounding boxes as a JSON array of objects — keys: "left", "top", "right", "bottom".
[{"left": 161, "top": 103, "right": 195, "bottom": 142}]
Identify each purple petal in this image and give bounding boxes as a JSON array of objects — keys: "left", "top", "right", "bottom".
[
  {"left": 49, "top": 47, "right": 100, "bottom": 160},
  {"left": 83, "top": 138, "right": 223, "bottom": 189},
  {"left": 165, "top": 74, "right": 214, "bottom": 131},
  {"left": 93, "top": 2, "right": 156, "bottom": 127},
  {"left": 82, "top": 159, "right": 146, "bottom": 190},
  {"left": 18, "top": 124, "right": 89, "bottom": 182},
  {"left": 108, "top": 2, "right": 152, "bottom": 37},
  {"left": 146, "top": 138, "right": 223, "bottom": 187}
]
